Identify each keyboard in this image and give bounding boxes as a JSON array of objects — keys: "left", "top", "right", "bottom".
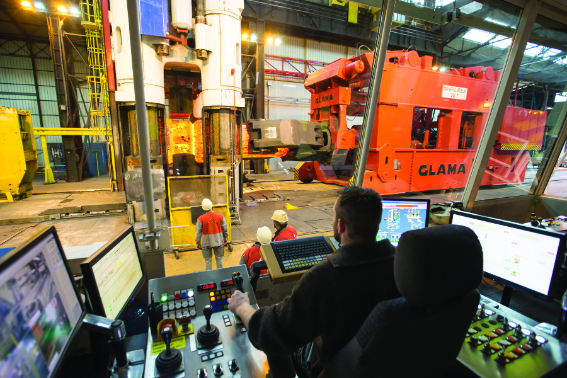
[{"left": 271, "top": 236, "right": 335, "bottom": 273}]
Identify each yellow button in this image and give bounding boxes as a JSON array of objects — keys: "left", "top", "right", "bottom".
[
  {"left": 211, "top": 297, "right": 215, "bottom": 301},
  {"left": 505, "top": 353, "right": 516, "bottom": 359},
  {"left": 491, "top": 344, "right": 501, "bottom": 351},
  {"left": 209, "top": 292, "right": 214, "bottom": 297}
]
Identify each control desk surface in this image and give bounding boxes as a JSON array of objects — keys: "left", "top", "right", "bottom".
[
  {"left": 457, "top": 294, "right": 567, "bottom": 378},
  {"left": 144, "top": 266, "right": 268, "bottom": 378}
]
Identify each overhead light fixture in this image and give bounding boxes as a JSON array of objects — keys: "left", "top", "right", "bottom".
[
  {"left": 275, "top": 37, "right": 282, "bottom": 46},
  {"left": 34, "top": 2, "right": 45, "bottom": 9},
  {"left": 266, "top": 37, "right": 273, "bottom": 44},
  {"left": 483, "top": 101, "right": 490, "bottom": 108},
  {"left": 432, "top": 66, "right": 439, "bottom": 71},
  {"left": 241, "top": 33, "right": 248, "bottom": 41},
  {"left": 21, "top": 1, "right": 32, "bottom": 7},
  {"left": 439, "top": 67, "right": 447, "bottom": 73},
  {"left": 58, "top": 6, "right": 68, "bottom": 13},
  {"left": 250, "top": 34, "right": 257, "bottom": 43},
  {"left": 70, "top": 6, "right": 80, "bottom": 15}
]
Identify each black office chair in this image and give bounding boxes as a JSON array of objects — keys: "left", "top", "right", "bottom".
[{"left": 319, "top": 225, "right": 483, "bottom": 378}]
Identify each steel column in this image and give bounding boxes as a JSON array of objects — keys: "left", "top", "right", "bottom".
[
  {"left": 126, "top": 0, "right": 157, "bottom": 246},
  {"left": 352, "top": 0, "right": 396, "bottom": 187},
  {"left": 462, "top": 0, "right": 541, "bottom": 210}
]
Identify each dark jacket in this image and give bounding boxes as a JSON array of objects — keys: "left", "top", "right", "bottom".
[{"left": 247, "top": 240, "right": 400, "bottom": 375}]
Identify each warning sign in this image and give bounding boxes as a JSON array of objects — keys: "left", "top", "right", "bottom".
[
  {"left": 151, "top": 336, "right": 186, "bottom": 355},
  {"left": 442, "top": 85, "right": 467, "bottom": 100}
]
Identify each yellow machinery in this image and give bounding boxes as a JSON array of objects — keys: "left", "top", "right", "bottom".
[{"left": 0, "top": 106, "right": 38, "bottom": 202}]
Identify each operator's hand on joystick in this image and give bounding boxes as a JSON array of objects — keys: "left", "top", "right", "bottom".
[{"left": 228, "top": 290, "right": 250, "bottom": 317}]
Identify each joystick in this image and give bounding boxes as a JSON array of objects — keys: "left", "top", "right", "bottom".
[
  {"left": 197, "top": 305, "right": 220, "bottom": 346},
  {"left": 496, "top": 350, "right": 507, "bottom": 364},
  {"left": 469, "top": 336, "right": 480, "bottom": 346},
  {"left": 228, "top": 359, "right": 239, "bottom": 372},
  {"left": 155, "top": 325, "right": 183, "bottom": 373},
  {"left": 530, "top": 213, "right": 538, "bottom": 227},
  {"left": 478, "top": 304, "right": 486, "bottom": 320},
  {"left": 233, "top": 271, "right": 244, "bottom": 292},
  {"left": 529, "top": 332, "right": 538, "bottom": 347},
  {"left": 482, "top": 342, "right": 492, "bottom": 354},
  {"left": 514, "top": 324, "right": 523, "bottom": 339},
  {"left": 502, "top": 317, "right": 510, "bottom": 332},
  {"left": 213, "top": 364, "right": 223, "bottom": 376}
]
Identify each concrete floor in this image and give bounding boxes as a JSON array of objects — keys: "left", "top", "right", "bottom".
[{"left": 32, "top": 175, "right": 111, "bottom": 194}]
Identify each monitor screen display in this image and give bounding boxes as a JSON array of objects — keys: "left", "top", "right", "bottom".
[
  {"left": 91, "top": 231, "right": 143, "bottom": 319},
  {"left": 0, "top": 230, "right": 83, "bottom": 378},
  {"left": 377, "top": 199, "right": 430, "bottom": 246},
  {"left": 451, "top": 212, "right": 563, "bottom": 297}
]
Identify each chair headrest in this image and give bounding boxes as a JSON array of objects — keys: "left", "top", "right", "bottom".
[{"left": 394, "top": 225, "right": 483, "bottom": 308}]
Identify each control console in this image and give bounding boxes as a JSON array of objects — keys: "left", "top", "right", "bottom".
[
  {"left": 457, "top": 294, "right": 567, "bottom": 377},
  {"left": 144, "top": 266, "right": 268, "bottom": 378}
]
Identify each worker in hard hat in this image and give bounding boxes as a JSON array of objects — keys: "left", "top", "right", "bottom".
[
  {"left": 196, "top": 198, "right": 228, "bottom": 271},
  {"left": 240, "top": 227, "right": 272, "bottom": 275},
  {"left": 271, "top": 210, "right": 297, "bottom": 241}
]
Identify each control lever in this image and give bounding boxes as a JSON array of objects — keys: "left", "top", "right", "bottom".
[
  {"left": 502, "top": 317, "right": 510, "bottom": 332},
  {"left": 155, "top": 325, "right": 183, "bottom": 372},
  {"left": 197, "top": 305, "right": 220, "bottom": 346},
  {"left": 233, "top": 271, "right": 245, "bottom": 322},
  {"left": 233, "top": 271, "right": 244, "bottom": 292}
]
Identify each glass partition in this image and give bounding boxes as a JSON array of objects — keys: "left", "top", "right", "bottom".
[{"left": 474, "top": 15, "right": 567, "bottom": 200}]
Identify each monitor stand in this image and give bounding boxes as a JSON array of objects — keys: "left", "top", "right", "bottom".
[{"left": 500, "top": 286, "right": 513, "bottom": 307}]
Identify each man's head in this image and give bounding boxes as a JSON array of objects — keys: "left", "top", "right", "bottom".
[
  {"left": 202, "top": 198, "right": 213, "bottom": 211},
  {"left": 333, "top": 186, "right": 382, "bottom": 245},
  {"left": 271, "top": 210, "right": 288, "bottom": 230},
  {"left": 257, "top": 227, "right": 272, "bottom": 245}
]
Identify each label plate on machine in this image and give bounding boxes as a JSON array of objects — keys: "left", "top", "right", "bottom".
[{"left": 442, "top": 85, "right": 468, "bottom": 100}]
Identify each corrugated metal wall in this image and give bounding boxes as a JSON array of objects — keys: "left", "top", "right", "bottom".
[
  {"left": 265, "top": 37, "right": 356, "bottom": 122},
  {"left": 0, "top": 39, "right": 90, "bottom": 166}
]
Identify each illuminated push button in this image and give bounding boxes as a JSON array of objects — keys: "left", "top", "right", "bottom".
[
  {"left": 505, "top": 353, "right": 516, "bottom": 360},
  {"left": 188, "top": 299, "right": 195, "bottom": 307},
  {"left": 187, "top": 289, "right": 194, "bottom": 297},
  {"left": 521, "top": 329, "right": 531, "bottom": 337},
  {"left": 513, "top": 348, "right": 525, "bottom": 355},
  {"left": 168, "top": 294, "right": 175, "bottom": 301},
  {"left": 168, "top": 303, "right": 175, "bottom": 311},
  {"left": 182, "top": 301, "right": 188, "bottom": 308},
  {"left": 209, "top": 292, "right": 215, "bottom": 297},
  {"left": 162, "top": 304, "right": 168, "bottom": 312},
  {"left": 160, "top": 293, "right": 168, "bottom": 302},
  {"left": 175, "top": 303, "right": 182, "bottom": 310},
  {"left": 211, "top": 297, "right": 216, "bottom": 302},
  {"left": 494, "top": 329, "right": 503, "bottom": 335},
  {"left": 468, "top": 328, "right": 477, "bottom": 334},
  {"left": 181, "top": 292, "right": 188, "bottom": 298},
  {"left": 536, "top": 335, "right": 547, "bottom": 344},
  {"left": 190, "top": 309, "right": 197, "bottom": 317},
  {"left": 175, "top": 293, "right": 181, "bottom": 300},
  {"left": 491, "top": 344, "right": 501, "bottom": 351}
]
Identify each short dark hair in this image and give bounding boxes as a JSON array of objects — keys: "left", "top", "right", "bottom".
[{"left": 335, "top": 186, "right": 382, "bottom": 240}]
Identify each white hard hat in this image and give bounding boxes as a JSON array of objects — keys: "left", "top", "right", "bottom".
[
  {"left": 257, "top": 227, "right": 272, "bottom": 245},
  {"left": 202, "top": 198, "right": 213, "bottom": 211},
  {"left": 271, "top": 210, "right": 288, "bottom": 224}
]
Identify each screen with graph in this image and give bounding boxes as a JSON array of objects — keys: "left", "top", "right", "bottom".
[
  {"left": 81, "top": 228, "right": 144, "bottom": 320},
  {"left": 451, "top": 211, "right": 565, "bottom": 299}
]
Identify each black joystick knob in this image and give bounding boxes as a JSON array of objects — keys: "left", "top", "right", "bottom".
[
  {"left": 197, "top": 305, "right": 220, "bottom": 346},
  {"left": 529, "top": 332, "right": 538, "bottom": 347},
  {"left": 482, "top": 342, "right": 492, "bottom": 353},
  {"left": 470, "top": 336, "right": 479, "bottom": 346},
  {"left": 233, "top": 271, "right": 244, "bottom": 292},
  {"left": 514, "top": 324, "right": 523, "bottom": 339},
  {"left": 197, "top": 368, "right": 207, "bottom": 378},
  {"left": 155, "top": 326, "right": 182, "bottom": 372},
  {"left": 502, "top": 317, "right": 510, "bottom": 331},
  {"left": 478, "top": 304, "right": 485, "bottom": 319},
  {"left": 496, "top": 350, "right": 507, "bottom": 364},
  {"left": 228, "top": 359, "right": 239, "bottom": 372},
  {"left": 214, "top": 364, "right": 223, "bottom": 376}
]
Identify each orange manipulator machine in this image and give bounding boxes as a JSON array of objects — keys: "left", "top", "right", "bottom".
[{"left": 247, "top": 50, "right": 545, "bottom": 195}]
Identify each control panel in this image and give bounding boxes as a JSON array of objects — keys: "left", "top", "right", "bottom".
[
  {"left": 457, "top": 295, "right": 567, "bottom": 377},
  {"left": 144, "top": 266, "right": 269, "bottom": 378},
  {"left": 525, "top": 215, "right": 567, "bottom": 233}
]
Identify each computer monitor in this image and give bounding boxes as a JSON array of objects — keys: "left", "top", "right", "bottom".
[
  {"left": 80, "top": 227, "right": 145, "bottom": 320},
  {"left": 450, "top": 210, "right": 566, "bottom": 301},
  {"left": 0, "top": 227, "right": 85, "bottom": 378},
  {"left": 377, "top": 198, "right": 430, "bottom": 246}
]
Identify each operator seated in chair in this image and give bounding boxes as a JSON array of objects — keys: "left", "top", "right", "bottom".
[
  {"left": 228, "top": 186, "right": 401, "bottom": 377},
  {"left": 272, "top": 210, "right": 298, "bottom": 241},
  {"left": 240, "top": 226, "right": 272, "bottom": 275}
]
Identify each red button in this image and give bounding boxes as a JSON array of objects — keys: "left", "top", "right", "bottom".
[
  {"left": 175, "top": 293, "right": 181, "bottom": 299},
  {"left": 507, "top": 336, "right": 517, "bottom": 342},
  {"left": 513, "top": 348, "right": 524, "bottom": 355},
  {"left": 521, "top": 345, "right": 531, "bottom": 351},
  {"left": 495, "top": 329, "right": 503, "bottom": 335}
]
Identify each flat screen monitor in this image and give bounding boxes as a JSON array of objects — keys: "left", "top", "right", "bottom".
[
  {"left": 377, "top": 198, "right": 430, "bottom": 246},
  {"left": 450, "top": 210, "right": 566, "bottom": 301},
  {"left": 0, "top": 227, "right": 85, "bottom": 378},
  {"left": 80, "top": 227, "right": 145, "bottom": 320}
]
